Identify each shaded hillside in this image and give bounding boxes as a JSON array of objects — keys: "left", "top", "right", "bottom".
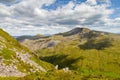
[{"left": 79, "top": 37, "right": 113, "bottom": 50}]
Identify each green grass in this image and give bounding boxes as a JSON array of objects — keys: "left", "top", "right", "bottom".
[
  {"left": 0, "top": 29, "right": 31, "bottom": 53},
  {"left": 30, "top": 54, "right": 54, "bottom": 71},
  {"left": 1, "top": 70, "right": 119, "bottom": 80},
  {"left": 77, "top": 68, "right": 120, "bottom": 78},
  {"left": 0, "top": 77, "right": 18, "bottom": 80},
  {"left": 19, "top": 70, "right": 119, "bottom": 80},
  {"left": 35, "top": 34, "right": 120, "bottom": 79},
  {"left": 16, "top": 58, "right": 32, "bottom": 73},
  {"left": 0, "top": 48, "right": 16, "bottom": 60},
  {"left": 0, "top": 28, "right": 120, "bottom": 79}
]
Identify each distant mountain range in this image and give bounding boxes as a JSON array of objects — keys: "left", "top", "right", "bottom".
[{"left": 16, "top": 28, "right": 114, "bottom": 51}]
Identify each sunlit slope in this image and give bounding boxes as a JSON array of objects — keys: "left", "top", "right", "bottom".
[
  {"left": 34, "top": 28, "right": 120, "bottom": 78},
  {"left": 0, "top": 29, "right": 53, "bottom": 77}
]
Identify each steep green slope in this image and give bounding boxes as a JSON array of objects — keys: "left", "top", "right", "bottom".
[{"left": 0, "top": 29, "right": 54, "bottom": 78}]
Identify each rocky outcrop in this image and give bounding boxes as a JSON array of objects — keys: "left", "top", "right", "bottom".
[
  {"left": 20, "top": 38, "right": 61, "bottom": 51},
  {"left": 0, "top": 29, "right": 47, "bottom": 77},
  {"left": 0, "top": 59, "right": 26, "bottom": 77},
  {"left": 15, "top": 50, "right": 46, "bottom": 72},
  {"left": 46, "top": 40, "right": 60, "bottom": 48}
]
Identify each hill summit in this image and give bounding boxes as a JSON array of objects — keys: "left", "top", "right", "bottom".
[{"left": 56, "top": 27, "right": 90, "bottom": 36}]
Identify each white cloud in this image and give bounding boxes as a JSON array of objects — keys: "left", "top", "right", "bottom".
[
  {"left": 0, "top": 0, "right": 120, "bottom": 36},
  {"left": 0, "top": 0, "right": 16, "bottom": 2},
  {"left": 97, "top": 0, "right": 110, "bottom": 3},
  {"left": 0, "top": 4, "right": 11, "bottom": 17},
  {"left": 86, "top": 0, "right": 97, "bottom": 5}
]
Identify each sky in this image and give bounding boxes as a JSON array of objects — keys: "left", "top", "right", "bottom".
[{"left": 0, "top": 0, "right": 120, "bottom": 36}]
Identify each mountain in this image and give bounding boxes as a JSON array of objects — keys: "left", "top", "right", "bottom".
[
  {"left": 56, "top": 27, "right": 88, "bottom": 36},
  {"left": 17, "top": 28, "right": 112, "bottom": 51},
  {"left": 0, "top": 29, "right": 53, "bottom": 78},
  {"left": 17, "top": 27, "right": 120, "bottom": 79},
  {"left": 16, "top": 34, "right": 51, "bottom": 42},
  {"left": 16, "top": 35, "right": 44, "bottom": 42}
]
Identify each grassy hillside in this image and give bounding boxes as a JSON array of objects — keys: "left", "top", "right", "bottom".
[
  {"left": 31, "top": 29, "right": 120, "bottom": 79},
  {"left": 0, "top": 29, "right": 54, "bottom": 78},
  {"left": 19, "top": 70, "right": 119, "bottom": 80},
  {"left": 14, "top": 28, "right": 120, "bottom": 79}
]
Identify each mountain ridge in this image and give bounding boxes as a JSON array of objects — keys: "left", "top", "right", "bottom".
[
  {"left": 17, "top": 27, "right": 114, "bottom": 51},
  {"left": 56, "top": 27, "right": 90, "bottom": 36}
]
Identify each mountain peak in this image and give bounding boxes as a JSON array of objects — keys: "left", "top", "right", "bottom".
[
  {"left": 70, "top": 27, "right": 90, "bottom": 33},
  {"left": 57, "top": 27, "right": 90, "bottom": 36}
]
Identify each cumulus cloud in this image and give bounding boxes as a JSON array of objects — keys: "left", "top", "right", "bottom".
[
  {"left": 0, "top": 0, "right": 21, "bottom": 6},
  {"left": 86, "top": 0, "right": 97, "bottom": 5},
  {"left": 0, "top": 0, "right": 16, "bottom": 2},
  {"left": 0, "top": 0, "right": 119, "bottom": 36},
  {"left": 0, "top": 4, "right": 11, "bottom": 17},
  {"left": 97, "top": 0, "right": 110, "bottom": 3}
]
